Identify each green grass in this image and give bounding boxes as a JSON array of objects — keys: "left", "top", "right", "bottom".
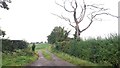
[
  {"left": 2, "top": 47, "right": 38, "bottom": 66},
  {"left": 52, "top": 34, "right": 119, "bottom": 66},
  {"left": 35, "top": 44, "right": 99, "bottom": 66},
  {"left": 2, "top": 54, "right": 37, "bottom": 66},
  {"left": 41, "top": 49, "right": 52, "bottom": 60},
  {"left": 30, "top": 43, "right": 105, "bottom": 66},
  {"left": 35, "top": 43, "right": 51, "bottom": 51},
  {"left": 34, "top": 43, "right": 52, "bottom": 60},
  {"left": 2, "top": 53, "right": 38, "bottom": 66},
  {"left": 0, "top": 52, "right": 2, "bottom": 67},
  {"left": 48, "top": 46, "right": 99, "bottom": 66}
]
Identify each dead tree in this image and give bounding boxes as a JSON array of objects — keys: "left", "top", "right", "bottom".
[{"left": 52, "top": 0, "right": 118, "bottom": 40}]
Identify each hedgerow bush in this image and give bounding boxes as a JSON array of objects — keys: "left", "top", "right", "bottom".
[
  {"left": 2, "top": 39, "right": 37, "bottom": 66},
  {"left": 54, "top": 34, "right": 119, "bottom": 66},
  {"left": 2, "top": 39, "right": 28, "bottom": 53}
]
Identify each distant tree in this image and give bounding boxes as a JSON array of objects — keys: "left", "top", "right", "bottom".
[
  {"left": 53, "top": 0, "right": 118, "bottom": 40},
  {"left": 44, "top": 41, "right": 47, "bottom": 43},
  {"left": 36, "top": 42, "right": 39, "bottom": 44},
  {"left": 47, "top": 26, "right": 70, "bottom": 44},
  {"left": 40, "top": 41, "right": 43, "bottom": 44},
  {"left": 0, "top": 29, "right": 6, "bottom": 37}
]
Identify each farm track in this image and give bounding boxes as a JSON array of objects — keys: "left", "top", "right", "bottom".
[{"left": 28, "top": 50, "right": 75, "bottom": 66}]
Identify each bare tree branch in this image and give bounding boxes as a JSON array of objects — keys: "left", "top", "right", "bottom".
[
  {"left": 51, "top": 13, "right": 75, "bottom": 28},
  {"left": 78, "top": 0, "right": 86, "bottom": 23},
  {"left": 70, "top": 0, "right": 78, "bottom": 9},
  {"left": 81, "top": 12, "right": 118, "bottom": 33},
  {"left": 87, "top": 4, "right": 109, "bottom": 11},
  {"left": 55, "top": 0, "right": 74, "bottom": 13},
  {"left": 71, "top": 0, "right": 78, "bottom": 24},
  {"left": 0, "top": 4, "right": 2, "bottom": 10},
  {"left": 94, "top": 18, "right": 102, "bottom": 21},
  {"left": 70, "top": 0, "right": 75, "bottom": 9},
  {"left": 74, "top": 0, "right": 78, "bottom": 9},
  {"left": 93, "top": 13, "right": 119, "bottom": 18},
  {"left": 80, "top": 19, "right": 93, "bottom": 33},
  {"left": 69, "top": 23, "right": 75, "bottom": 28},
  {"left": 77, "top": 5, "right": 83, "bottom": 20}
]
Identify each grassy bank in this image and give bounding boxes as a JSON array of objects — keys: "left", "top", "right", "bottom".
[
  {"left": 2, "top": 46, "right": 38, "bottom": 66},
  {"left": 2, "top": 53, "right": 37, "bottom": 66},
  {"left": 52, "top": 50, "right": 97, "bottom": 66},
  {"left": 51, "top": 34, "right": 119, "bottom": 66},
  {"left": 49, "top": 47, "right": 98, "bottom": 66}
]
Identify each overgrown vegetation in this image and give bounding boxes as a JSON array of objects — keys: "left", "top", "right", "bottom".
[
  {"left": 2, "top": 39, "right": 28, "bottom": 53},
  {"left": 50, "top": 47, "right": 98, "bottom": 66},
  {"left": 48, "top": 26, "right": 119, "bottom": 67},
  {"left": 51, "top": 34, "right": 119, "bottom": 67},
  {"left": 2, "top": 47, "right": 38, "bottom": 66},
  {"left": 2, "top": 38, "right": 38, "bottom": 66}
]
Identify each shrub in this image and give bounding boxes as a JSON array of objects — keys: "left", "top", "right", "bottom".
[
  {"left": 2, "top": 39, "right": 28, "bottom": 52},
  {"left": 53, "top": 34, "right": 119, "bottom": 66}
]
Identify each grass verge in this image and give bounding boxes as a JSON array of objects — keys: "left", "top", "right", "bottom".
[
  {"left": 2, "top": 53, "right": 38, "bottom": 66},
  {"left": 2, "top": 47, "right": 38, "bottom": 66},
  {"left": 48, "top": 46, "right": 98, "bottom": 66},
  {"left": 34, "top": 44, "right": 52, "bottom": 60},
  {"left": 41, "top": 49, "right": 52, "bottom": 60},
  {"left": 53, "top": 50, "right": 97, "bottom": 66}
]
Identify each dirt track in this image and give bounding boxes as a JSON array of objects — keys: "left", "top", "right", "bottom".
[{"left": 28, "top": 51, "right": 75, "bottom": 66}]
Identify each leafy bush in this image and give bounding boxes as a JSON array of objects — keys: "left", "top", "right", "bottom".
[
  {"left": 2, "top": 39, "right": 28, "bottom": 52},
  {"left": 53, "top": 34, "right": 119, "bottom": 66},
  {"left": 47, "top": 26, "right": 70, "bottom": 44}
]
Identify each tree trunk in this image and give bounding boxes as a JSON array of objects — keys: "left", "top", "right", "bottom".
[{"left": 75, "top": 24, "right": 80, "bottom": 40}]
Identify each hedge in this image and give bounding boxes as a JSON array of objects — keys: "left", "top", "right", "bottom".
[
  {"left": 54, "top": 34, "right": 120, "bottom": 67},
  {"left": 2, "top": 39, "right": 28, "bottom": 53}
]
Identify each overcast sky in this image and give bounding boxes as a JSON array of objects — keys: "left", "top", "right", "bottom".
[{"left": 0, "top": 0, "right": 119, "bottom": 42}]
